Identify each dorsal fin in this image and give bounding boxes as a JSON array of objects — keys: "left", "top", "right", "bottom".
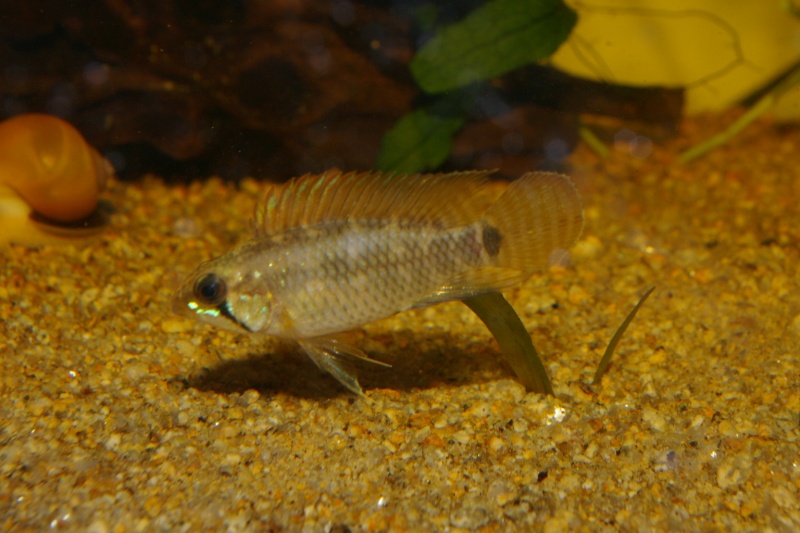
[{"left": 253, "top": 169, "right": 496, "bottom": 236}]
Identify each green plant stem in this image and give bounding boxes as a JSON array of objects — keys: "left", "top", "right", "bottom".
[
  {"left": 579, "top": 125, "right": 610, "bottom": 158},
  {"left": 679, "top": 63, "right": 800, "bottom": 164}
]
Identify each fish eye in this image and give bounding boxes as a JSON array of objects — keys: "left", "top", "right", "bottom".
[{"left": 193, "top": 273, "right": 227, "bottom": 305}]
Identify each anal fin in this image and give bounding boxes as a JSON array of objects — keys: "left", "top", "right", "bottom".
[{"left": 298, "top": 336, "right": 390, "bottom": 396}]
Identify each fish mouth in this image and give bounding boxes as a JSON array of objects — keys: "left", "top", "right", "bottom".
[
  {"left": 170, "top": 285, "right": 254, "bottom": 333},
  {"left": 170, "top": 285, "right": 194, "bottom": 318},
  {"left": 217, "top": 301, "right": 254, "bottom": 332}
]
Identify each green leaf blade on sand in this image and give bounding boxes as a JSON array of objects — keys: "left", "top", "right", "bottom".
[
  {"left": 593, "top": 287, "right": 655, "bottom": 385},
  {"left": 463, "top": 292, "right": 553, "bottom": 396},
  {"left": 410, "top": 0, "right": 577, "bottom": 94},
  {"left": 375, "top": 107, "right": 465, "bottom": 173}
]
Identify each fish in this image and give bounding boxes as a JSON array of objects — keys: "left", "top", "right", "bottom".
[{"left": 172, "top": 169, "right": 583, "bottom": 394}]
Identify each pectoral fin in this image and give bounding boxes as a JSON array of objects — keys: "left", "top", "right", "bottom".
[{"left": 298, "top": 336, "right": 390, "bottom": 396}]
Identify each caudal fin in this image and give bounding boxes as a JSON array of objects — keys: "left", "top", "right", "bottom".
[{"left": 482, "top": 171, "right": 583, "bottom": 272}]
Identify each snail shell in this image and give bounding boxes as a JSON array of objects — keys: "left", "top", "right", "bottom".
[{"left": 0, "top": 113, "right": 112, "bottom": 222}]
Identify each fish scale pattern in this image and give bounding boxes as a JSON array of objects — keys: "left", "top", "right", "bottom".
[{"left": 269, "top": 221, "right": 483, "bottom": 338}]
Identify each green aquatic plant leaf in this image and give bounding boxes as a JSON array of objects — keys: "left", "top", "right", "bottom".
[
  {"left": 411, "top": 0, "right": 577, "bottom": 93},
  {"left": 463, "top": 292, "right": 553, "bottom": 395},
  {"left": 378, "top": 0, "right": 577, "bottom": 173},
  {"left": 375, "top": 106, "right": 466, "bottom": 173},
  {"left": 593, "top": 287, "right": 655, "bottom": 385}
]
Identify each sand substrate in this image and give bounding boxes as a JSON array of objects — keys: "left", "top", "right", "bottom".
[{"left": 2, "top": 115, "right": 799, "bottom": 531}]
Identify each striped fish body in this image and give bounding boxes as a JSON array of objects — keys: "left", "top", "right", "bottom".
[
  {"left": 237, "top": 221, "right": 487, "bottom": 338},
  {"left": 172, "top": 170, "right": 583, "bottom": 394}
]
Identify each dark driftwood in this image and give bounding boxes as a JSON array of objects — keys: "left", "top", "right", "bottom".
[{"left": 0, "top": 1, "right": 683, "bottom": 181}]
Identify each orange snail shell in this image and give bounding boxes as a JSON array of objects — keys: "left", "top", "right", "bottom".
[{"left": 0, "top": 113, "right": 112, "bottom": 222}]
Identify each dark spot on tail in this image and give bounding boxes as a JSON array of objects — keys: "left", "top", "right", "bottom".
[{"left": 482, "top": 224, "right": 502, "bottom": 256}]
